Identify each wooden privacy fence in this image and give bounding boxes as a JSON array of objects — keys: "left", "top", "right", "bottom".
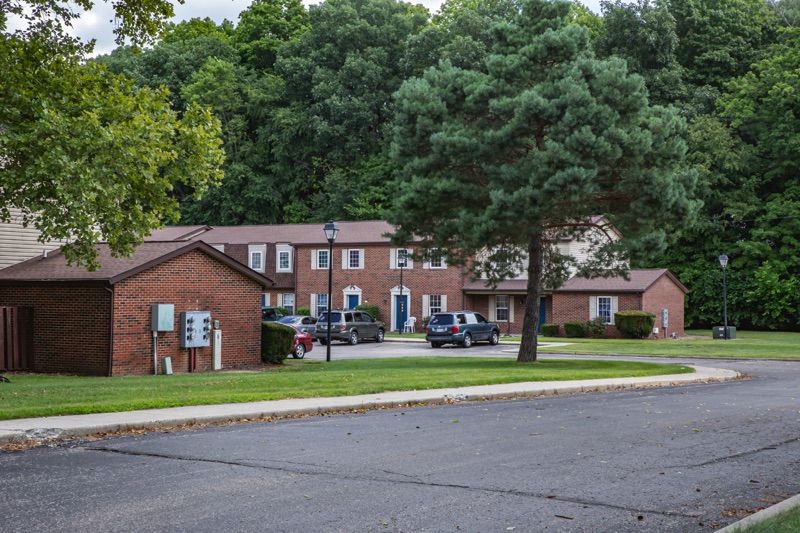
[{"left": 1, "top": 306, "right": 34, "bottom": 371}]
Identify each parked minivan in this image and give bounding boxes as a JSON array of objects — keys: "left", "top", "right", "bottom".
[
  {"left": 425, "top": 311, "right": 500, "bottom": 348},
  {"left": 315, "top": 309, "right": 386, "bottom": 345}
]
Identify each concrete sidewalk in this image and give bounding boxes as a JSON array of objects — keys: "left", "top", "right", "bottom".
[{"left": 0, "top": 364, "right": 739, "bottom": 445}]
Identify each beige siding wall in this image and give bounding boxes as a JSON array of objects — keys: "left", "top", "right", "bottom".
[{"left": 0, "top": 208, "right": 64, "bottom": 270}]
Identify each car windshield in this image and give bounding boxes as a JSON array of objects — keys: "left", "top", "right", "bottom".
[
  {"left": 318, "top": 312, "right": 341, "bottom": 323},
  {"left": 277, "top": 317, "right": 295, "bottom": 324},
  {"left": 429, "top": 314, "right": 454, "bottom": 325}
]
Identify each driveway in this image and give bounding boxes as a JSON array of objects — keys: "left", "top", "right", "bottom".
[{"left": 1, "top": 354, "right": 798, "bottom": 532}]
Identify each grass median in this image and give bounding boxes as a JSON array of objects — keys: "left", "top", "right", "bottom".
[{"left": 0, "top": 357, "right": 692, "bottom": 421}]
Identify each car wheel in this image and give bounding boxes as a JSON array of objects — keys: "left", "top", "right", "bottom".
[
  {"left": 431, "top": 342, "right": 443, "bottom": 348},
  {"left": 489, "top": 331, "right": 499, "bottom": 346},
  {"left": 462, "top": 333, "right": 472, "bottom": 348},
  {"left": 319, "top": 338, "right": 327, "bottom": 346},
  {"left": 293, "top": 343, "right": 306, "bottom": 359},
  {"left": 348, "top": 331, "right": 359, "bottom": 345},
  {"left": 375, "top": 329, "right": 385, "bottom": 343}
]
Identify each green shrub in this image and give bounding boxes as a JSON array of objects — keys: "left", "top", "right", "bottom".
[
  {"left": 585, "top": 316, "right": 608, "bottom": 338},
  {"left": 276, "top": 306, "right": 289, "bottom": 316},
  {"left": 422, "top": 316, "right": 431, "bottom": 329},
  {"left": 540, "top": 323, "right": 560, "bottom": 337},
  {"left": 564, "top": 321, "right": 586, "bottom": 338},
  {"left": 297, "top": 307, "right": 311, "bottom": 316},
  {"left": 261, "top": 322, "right": 294, "bottom": 364},
  {"left": 356, "top": 304, "right": 380, "bottom": 321},
  {"left": 614, "top": 310, "right": 656, "bottom": 339}
]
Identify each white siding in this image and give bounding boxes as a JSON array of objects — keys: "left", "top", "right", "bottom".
[{"left": 0, "top": 208, "right": 65, "bottom": 270}]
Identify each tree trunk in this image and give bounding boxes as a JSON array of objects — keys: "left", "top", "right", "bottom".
[{"left": 517, "top": 232, "right": 544, "bottom": 363}]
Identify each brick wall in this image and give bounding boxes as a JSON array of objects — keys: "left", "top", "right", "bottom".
[
  {"left": 0, "top": 284, "right": 112, "bottom": 375},
  {"left": 111, "top": 249, "right": 263, "bottom": 376},
  {"left": 552, "top": 292, "right": 642, "bottom": 338},
  {"left": 295, "top": 244, "right": 465, "bottom": 331},
  {"left": 641, "top": 276, "right": 686, "bottom": 337},
  {"left": 465, "top": 294, "right": 552, "bottom": 335}
]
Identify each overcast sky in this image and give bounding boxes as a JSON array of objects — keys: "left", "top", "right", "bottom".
[{"left": 12, "top": 0, "right": 602, "bottom": 56}]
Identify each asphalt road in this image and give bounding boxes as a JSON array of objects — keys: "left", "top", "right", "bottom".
[{"left": 2, "top": 346, "right": 799, "bottom": 532}]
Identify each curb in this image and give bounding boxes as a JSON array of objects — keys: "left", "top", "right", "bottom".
[
  {"left": 716, "top": 492, "right": 800, "bottom": 532},
  {"left": 0, "top": 365, "right": 738, "bottom": 445}
]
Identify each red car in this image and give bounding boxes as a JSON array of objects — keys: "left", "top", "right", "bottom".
[{"left": 290, "top": 325, "right": 313, "bottom": 359}]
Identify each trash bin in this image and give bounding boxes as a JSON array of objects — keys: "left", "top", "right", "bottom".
[
  {"left": 161, "top": 357, "right": 173, "bottom": 374},
  {"left": 712, "top": 326, "right": 736, "bottom": 339}
]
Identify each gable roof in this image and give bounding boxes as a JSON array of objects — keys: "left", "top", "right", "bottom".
[
  {"left": 555, "top": 269, "right": 688, "bottom": 293},
  {"left": 146, "top": 220, "right": 401, "bottom": 246},
  {"left": 0, "top": 241, "right": 273, "bottom": 287}
]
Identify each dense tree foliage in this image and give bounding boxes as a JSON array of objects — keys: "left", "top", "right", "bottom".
[
  {"left": 1, "top": 1, "right": 224, "bottom": 269},
  {"left": 388, "top": 0, "right": 697, "bottom": 361}
]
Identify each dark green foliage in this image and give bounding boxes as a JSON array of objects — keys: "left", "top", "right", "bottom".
[
  {"left": 614, "top": 310, "right": 656, "bottom": 338},
  {"left": 276, "top": 306, "right": 289, "bottom": 316},
  {"left": 261, "top": 322, "right": 294, "bottom": 364},
  {"left": 540, "top": 323, "right": 560, "bottom": 337},
  {"left": 564, "top": 322, "right": 587, "bottom": 338},
  {"left": 297, "top": 307, "right": 312, "bottom": 316},
  {"left": 584, "top": 316, "right": 608, "bottom": 338},
  {"left": 356, "top": 304, "right": 381, "bottom": 321}
]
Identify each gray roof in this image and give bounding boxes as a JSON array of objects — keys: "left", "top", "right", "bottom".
[
  {"left": 462, "top": 279, "right": 532, "bottom": 293},
  {"left": 555, "top": 269, "right": 688, "bottom": 293},
  {"left": 0, "top": 241, "right": 273, "bottom": 287},
  {"left": 146, "top": 220, "right": 402, "bottom": 246}
]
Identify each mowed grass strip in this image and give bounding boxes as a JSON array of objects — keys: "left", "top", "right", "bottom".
[
  {"left": 0, "top": 357, "right": 692, "bottom": 421},
  {"left": 537, "top": 330, "right": 800, "bottom": 359}
]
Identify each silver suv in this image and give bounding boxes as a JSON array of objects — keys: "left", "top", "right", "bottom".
[
  {"left": 425, "top": 311, "right": 500, "bottom": 348},
  {"left": 316, "top": 309, "right": 386, "bottom": 345}
]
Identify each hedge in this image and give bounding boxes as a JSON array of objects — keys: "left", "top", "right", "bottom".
[
  {"left": 563, "top": 321, "right": 586, "bottom": 338},
  {"left": 356, "top": 304, "right": 380, "bottom": 321},
  {"left": 540, "top": 323, "right": 560, "bottom": 337},
  {"left": 261, "top": 322, "right": 295, "bottom": 364},
  {"left": 614, "top": 310, "right": 656, "bottom": 339},
  {"left": 297, "top": 307, "right": 311, "bottom": 316}
]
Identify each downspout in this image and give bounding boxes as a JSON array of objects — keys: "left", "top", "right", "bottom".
[{"left": 103, "top": 285, "right": 115, "bottom": 377}]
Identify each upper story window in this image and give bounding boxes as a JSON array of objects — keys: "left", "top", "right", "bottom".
[
  {"left": 424, "top": 248, "right": 445, "bottom": 269},
  {"left": 248, "top": 244, "right": 266, "bottom": 272},
  {"left": 391, "top": 247, "right": 414, "bottom": 269},
  {"left": 276, "top": 245, "right": 292, "bottom": 272},
  {"left": 343, "top": 249, "right": 364, "bottom": 270},
  {"left": 313, "top": 249, "right": 329, "bottom": 270}
]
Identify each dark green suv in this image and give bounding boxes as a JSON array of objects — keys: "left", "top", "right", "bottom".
[
  {"left": 425, "top": 311, "right": 500, "bottom": 348},
  {"left": 315, "top": 309, "right": 386, "bottom": 345}
]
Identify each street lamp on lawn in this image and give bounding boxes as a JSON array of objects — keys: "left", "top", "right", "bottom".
[
  {"left": 324, "top": 221, "right": 339, "bottom": 362},
  {"left": 719, "top": 254, "right": 729, "bottom": 340}
]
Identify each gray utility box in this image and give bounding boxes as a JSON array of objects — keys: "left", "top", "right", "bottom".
[
  {"left": 151, "top": 303, "right": 175, "bottom": 332},
  {"left": 180, "top": 311, "right": 212, "bottom": 348},
  {"left": 712, "top": 326, "right": 736, "bottom": 339}
]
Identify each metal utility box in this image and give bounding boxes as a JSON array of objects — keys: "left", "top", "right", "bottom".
[
  {"left": 180, "top": 311, "right": 212, "bottom": 348},
  {"left": 712, "top": 326, "right": 736, "bottom": 339},
  {"left": 151, "top": 304, "right": 175, "bottom": 332}
]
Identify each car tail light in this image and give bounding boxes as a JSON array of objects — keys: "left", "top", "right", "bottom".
[
  {"left": 425, "top": 326, "right": 429, "bottom": 334},
  {"left": 452, "top": 325, "right": 459, "bottom": 334},
  {"left": 339, "top": 323, "right": 346, "bottom": 331}
]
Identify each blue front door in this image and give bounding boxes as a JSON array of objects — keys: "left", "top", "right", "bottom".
[
  {"left": 347, "top": 294, "right": 359, "bottom": 309},
  {"left": 396, "top": 295, "right": 408, "bottom": 331},
  {"left": 538, "top": 296, "right": 547, "bottom": 332}
]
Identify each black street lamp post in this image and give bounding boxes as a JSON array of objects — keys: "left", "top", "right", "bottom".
[
  {"left": 397, "top": 249, "right": 406, "bottom": 334},
  {"left": 719, "top": 254, "right": 729, "bottom": 340},
  {"left": 324, "top": 221, "right": 339, "bottom": 362}
]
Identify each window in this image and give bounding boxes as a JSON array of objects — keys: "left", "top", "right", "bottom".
[
  {"left": 276, "top": 245, "right": 292, "bottom": 272},
  {"left": 282, "top": 293, "right": 295, "bottom": 315},
  {"left": 597, "top": 296, "right": 613, "bottom": 324},
  {"left": 426, "top": 248, "right": 445, "bottom": 269},
  {"left": 250, "top": 251, "right": 263, "bottom": 271},
  {"left": 429, "top": 294, "right": 443, "bottom": 315},
  {"left": 397, "top": 248, "right": 408, "bottom": 268},
  {"left": 349, "top": 249, "right": 361, "bottom": 269},
  {"left": 317, "top": 294, "right": 328, "bottom": 314},
  {"left": 495, "top": 295, "right": 509, "bottom": 322},
  {"left": 248, "top": 244, "right": 266, "bottom": 272},
  {"left": 316, "top": 249, "right": 329, "bottom": 270}
]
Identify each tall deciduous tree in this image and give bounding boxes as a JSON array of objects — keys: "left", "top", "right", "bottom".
[
  {"left": 1, "top": 0, "right": 224, "bottom": 269},
  {"left": 388, "top": 0, "right": 697, "bottom": 361}
]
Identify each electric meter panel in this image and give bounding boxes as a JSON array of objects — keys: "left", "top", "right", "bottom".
[{"left": 180, "top": 311, "right": 212, "bottom": 348}]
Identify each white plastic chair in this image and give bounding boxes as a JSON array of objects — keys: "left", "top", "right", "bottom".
[{"left": 403, "top": 317, "right": 417, "bottom": 333}]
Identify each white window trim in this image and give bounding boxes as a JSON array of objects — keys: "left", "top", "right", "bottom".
[
  {"left": 248, "top": 244, "right": 266, "bottom": 273},
  {"left": 390, "top": 248, "right": 414, "bottom": 269},
  {"left": 423, "top": 294, "right": 446, "bottom": 318},
  {"left": 423, "top": 249, "right": 446, "bottom": 269},
  {"left": 342, "top": 249, "right": 364, "bottom": 270},
  {"left": 313, "top": 249, "right": 330, "bottom": 270},
  {"left": 590, "top": 295, "right": 618, "bottom": 325},
  {"left": 276, "top": 244, "right": 293, "bottom": 273},
  {"left": 488, "top": 295, "right": 515, "bottom": 322},
  {"left": 280, "top": 293, "right": 295, "bottom": 313}
]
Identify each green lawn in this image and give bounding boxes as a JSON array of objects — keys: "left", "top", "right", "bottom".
[
  {"left": 386, "top": 330, "right": 800, "bottom": 359},
  {"left": 729, "top": 504, "right": 800, "bottom": 532},
  {"left": 0, "top": 357, "right": 691, "bottom": 421}
]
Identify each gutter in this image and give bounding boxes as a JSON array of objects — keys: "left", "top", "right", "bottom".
[{"left": 103, "top": 285, "right": 114, "bottom": 377}]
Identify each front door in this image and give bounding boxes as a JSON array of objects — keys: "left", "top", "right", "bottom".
[
  {"left": 347, "top": 294, "right": 359, "bottom": 309},
  {"left": 538, "top": 296, "right": 547, "bottom": 332},
  {"left": 395, "top": 295, "right": 408, "bottom": 332}
]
